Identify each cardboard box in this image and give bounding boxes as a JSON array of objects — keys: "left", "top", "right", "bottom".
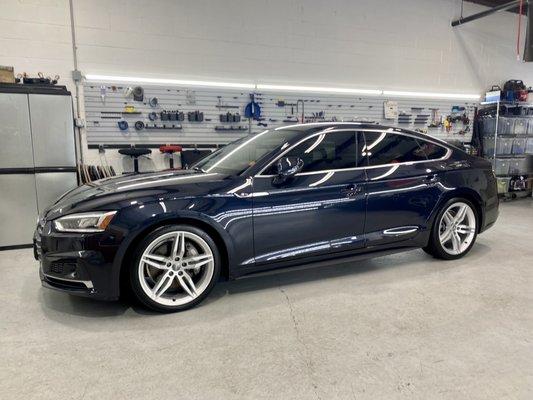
[{"left": 0, "top": 66, "right": 15, "bottom": 83}]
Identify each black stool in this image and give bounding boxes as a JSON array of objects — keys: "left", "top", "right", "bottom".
[{"left": 118, "top": 148, "right": 152, "bottom": 174}]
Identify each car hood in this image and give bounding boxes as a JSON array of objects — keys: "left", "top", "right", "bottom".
[{"left": 44, "top": 169, "right": 233, "bottom": 220}]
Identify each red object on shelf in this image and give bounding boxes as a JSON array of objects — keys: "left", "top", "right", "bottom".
[
  {"left": 159, "top": 145, "right": 182, "bottom": 154},
  {"left": 159, "top": 145, "right": 182, "bottom": 169},
  {"left": 517, "top": 90, "right": 528, "bottom": 102}
]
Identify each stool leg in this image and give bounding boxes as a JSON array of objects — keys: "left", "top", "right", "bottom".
[
  {"left": 133, "top": 157, "right": 139, "bottom": 173},
  {"left": 169, "top": 156, "right": 174, "bottom": 169}
]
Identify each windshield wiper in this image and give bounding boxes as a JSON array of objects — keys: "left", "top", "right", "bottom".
[{"left": 192, "top": 166, "right": 206, "bottom": 173}]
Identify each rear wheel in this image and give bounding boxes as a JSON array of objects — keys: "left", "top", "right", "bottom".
[
  {"left": 423, "top": 198, "right": 478, "bottom": 260},
  {"left": 129, "top": 225, "right": 220, "bottom": 312}
]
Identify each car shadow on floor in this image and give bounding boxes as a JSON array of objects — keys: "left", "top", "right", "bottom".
[
  {"left": 206, "top": 248, "right": 442, "bottom": 302},
  {"left": 39, "top": 290, "right": 132, "bottom": 317},
  {"left": 39, "top": 243, "right": 490, "bottom": 319}
]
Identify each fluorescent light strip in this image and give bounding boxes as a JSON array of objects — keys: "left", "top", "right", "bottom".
[
  {"left": 84, "top": 74, "right": 479, "bottom": 100},
  {"left": 383, "top": 90, "right": 479, "bottom": 100},
  {"left": 84, "top": 74, "right": 255, "bottom": 89},
  {"left": 257, "top": 83, "right": 381, "bottom": 96}
]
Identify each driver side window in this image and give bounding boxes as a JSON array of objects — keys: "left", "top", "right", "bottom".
[{"left": 265, "top": 131, "right": 361, "bottom": 175}]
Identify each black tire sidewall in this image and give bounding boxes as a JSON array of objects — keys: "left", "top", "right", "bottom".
[
  {"left": 129, "top": 224, "right": 221, "bottom": 312},
  {"left": 428, "top": 197, "right": 478, "bottom": 260}
]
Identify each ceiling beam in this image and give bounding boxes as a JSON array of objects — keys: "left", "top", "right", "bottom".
[
  {"left": 465, "top": 0, "right": 526, "bottom": 14},
  {"left": 452, "top": 0, "right": 527, "bottom": 27}
]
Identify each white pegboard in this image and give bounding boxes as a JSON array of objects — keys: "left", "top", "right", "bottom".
[{"left": 83, "top": 81, "right": 476, "bottom": 147}]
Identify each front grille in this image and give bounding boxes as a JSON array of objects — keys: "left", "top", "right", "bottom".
[
  {"left": 33, "top": 243, "right": 41, "bottom": 260},
  {"left": 49, "top": 261, "right": 77, "bottom": 275},
  {"left": 50, "top": 263, "right": 63, "bottom": 274},
  {"left": 35, "top": 218, "right": 46, "bottom": 259}
]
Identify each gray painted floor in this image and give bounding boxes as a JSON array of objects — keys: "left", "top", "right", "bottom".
[{"left": 1, "top": 200, "right": 532, "bottom": 400}]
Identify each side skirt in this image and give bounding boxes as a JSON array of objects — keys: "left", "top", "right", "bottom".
[{"left": 233, "top": 246, "right": 420, "bottom": 280}]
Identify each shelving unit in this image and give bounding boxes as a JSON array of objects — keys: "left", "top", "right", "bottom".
[{"left": 477, "top": 101, "right": 533, "bottom": 198}]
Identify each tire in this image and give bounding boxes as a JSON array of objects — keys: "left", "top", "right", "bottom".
[
  {"left": 129, "top": 224, "right": 221, "bottom": 312},
  {"left": 423, "top": 198, "right": 478, "bottom": 260}
]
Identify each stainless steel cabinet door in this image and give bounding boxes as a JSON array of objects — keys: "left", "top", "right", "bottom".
[
  {"left": 29, "top": 94, "right": 75, "bottom": 167},
  {"left": 35, "top": 172, "right": 78, "bottom": 213},
  {"left": 0, "top": 93, "right": 33, "bottom": 169},
  {"left": 0, "top": 174, "right": 38, "bottom": 246}
]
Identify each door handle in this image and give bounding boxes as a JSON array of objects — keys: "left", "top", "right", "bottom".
[
  {"left": 424, "top": 174, "right": 439, "bottom": 185},
  {"left": 341, "top": 184, "right": 361, "bottom": 197}
]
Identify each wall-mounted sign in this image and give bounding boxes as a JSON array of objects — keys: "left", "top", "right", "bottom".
[{"left": 384, "top": 100, "right": 398, "bottom": 119}]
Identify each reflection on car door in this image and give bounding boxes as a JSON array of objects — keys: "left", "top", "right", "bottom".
[
  {"left": 249, "top": 131, "right": 367, "bottom": 268},
  {"left": 362, "top": 131, "right": 448, "bottom": 248}
]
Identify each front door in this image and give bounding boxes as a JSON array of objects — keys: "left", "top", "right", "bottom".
[
  {"left": 251, "top": 130, "right": 367, "bottom": 266},
  {"left": 362, "top": 131, "right": 448, "bottom": 248}
]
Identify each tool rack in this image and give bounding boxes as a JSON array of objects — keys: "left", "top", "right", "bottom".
[{"left": 84, "top": 81, "right": 476, "bottom": 149}]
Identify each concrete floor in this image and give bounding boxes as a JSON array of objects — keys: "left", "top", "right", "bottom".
[{"left": 0, "top": 200, "right": 532, "bottom": 400}]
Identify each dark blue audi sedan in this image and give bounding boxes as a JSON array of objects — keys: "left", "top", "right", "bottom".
[{"left": 34, "top": 123, "right": 499, "bottom": 312}]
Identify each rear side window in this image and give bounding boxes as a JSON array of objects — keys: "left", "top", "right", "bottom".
[
  {"left": 363, "top": 132, "right": 427, "bottom": 166},
  {"left": 265, "top": 131, "right": 362, "bottom": 174},
  {"left": 417, "top": 140, "right": 448, "bottom": 160}
]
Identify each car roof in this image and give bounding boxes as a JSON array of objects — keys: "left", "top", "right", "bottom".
[{"left": 274, "top": 122, "right": 451, "bottom": 147}]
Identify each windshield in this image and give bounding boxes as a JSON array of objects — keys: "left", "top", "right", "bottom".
[{"left": 193, "top": 129, "right": 301, "bottom": 175}]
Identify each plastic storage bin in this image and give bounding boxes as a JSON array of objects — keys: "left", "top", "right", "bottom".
[
  {"left": 509, "top": 157, "right": 528, "bottom": 174},
  {"left": 496, "top": 138, "right": 513, "bottom": 155},
  {"left": 494, "top": 158, "right": 510, "bottom": 175},
  {"left": 528, "top": 119, "right": 533, "bottom": 135},
  {"left": 513, "top": 118, "right": 528, "bottom": 134},
  {"left": 526, "top": 138, "right": 533, "bottom": 154},
  {"left": 481, "top": 117, "right": 496, "bottom": 135},
  {"left": 482, "top": 136, "right": 495, "bottom": 157},
  {"left": 498, "top": 117, "right": 515, "bottom": 134},
  {"left": 496, "top": 177, "right": 511, "bottom": 194},
  {"left": 512, "top": 138, "right": 527, "bottom": 154}
]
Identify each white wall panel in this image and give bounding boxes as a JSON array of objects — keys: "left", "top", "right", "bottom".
[{"left": 1, "top": 0, "right": 531, "bottom": 95}]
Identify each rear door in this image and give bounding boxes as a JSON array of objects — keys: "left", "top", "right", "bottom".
[
  {"left": 251, "top": 130, "right": 367, "bottom": 265},
  {"left": 362, "top": 130, "right": 449, "bottom": 248}
]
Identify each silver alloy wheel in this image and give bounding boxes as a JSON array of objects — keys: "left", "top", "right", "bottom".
[
  {"left": 438, "top": 202, "right": 477, "bottom": 256},
  {"left": 138, "top": 231, "right": 215, "bottom": 306}
]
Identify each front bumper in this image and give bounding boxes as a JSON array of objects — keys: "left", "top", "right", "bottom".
[{"left": 34, "top": 220, "right": 122, "bottom": 300}]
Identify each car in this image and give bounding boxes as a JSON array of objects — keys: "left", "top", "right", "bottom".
[{"left": 34, "top": 123, "right": 499, "bottom": 312}]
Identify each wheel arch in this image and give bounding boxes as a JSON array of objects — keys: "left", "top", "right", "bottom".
[
  {"left": 431, "top": 188, "right": 484, "bottom": 233},
  {"left": 116, "top": 215, "right": 232, "bottom": 298}
]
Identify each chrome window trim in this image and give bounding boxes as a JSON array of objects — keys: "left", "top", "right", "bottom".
[
  {"left": 274, "top": 122, "right": 363, "bottom": 130},
  {"left": 255, "top": 128, "right": 451, "bottom": 178}
]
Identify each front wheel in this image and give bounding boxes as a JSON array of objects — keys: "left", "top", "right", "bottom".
[
  {"left": 129, "top": 225, "right": 221, "bottom": 312},
  {"left": 423, "top": 198, "right": 478, "bottom": 260}
]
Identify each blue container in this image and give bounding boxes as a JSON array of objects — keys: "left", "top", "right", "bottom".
[{"left": 504, "top": 90, "right": 516, "bottom": 102}]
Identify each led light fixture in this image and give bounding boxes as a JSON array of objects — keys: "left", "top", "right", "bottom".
[{"left": 84, "top": 74, "right": 480, "bottom": 100}]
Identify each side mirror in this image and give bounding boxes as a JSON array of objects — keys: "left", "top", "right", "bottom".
[{"left": 273, "top": 156, "right": 304, "bottom": 185}]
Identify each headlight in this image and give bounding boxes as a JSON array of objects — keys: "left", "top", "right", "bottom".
[{"left": 53, "top": 211, "right": 117, "bottom": 233}]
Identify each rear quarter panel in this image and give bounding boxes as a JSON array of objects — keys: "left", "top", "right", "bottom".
[{"left": 430, "top": 154, "right": 498, "bottom": 233}]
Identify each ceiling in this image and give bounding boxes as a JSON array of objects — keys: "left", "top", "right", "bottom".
[{"left": 465, "top": 0, "right": 528, "bottom": 15}]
